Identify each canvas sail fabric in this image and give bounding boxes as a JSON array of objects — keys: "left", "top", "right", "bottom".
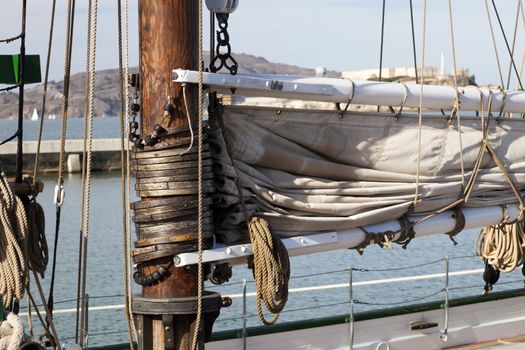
[{"left": 211, "top": 105, "right": 525, "bottom": 242}]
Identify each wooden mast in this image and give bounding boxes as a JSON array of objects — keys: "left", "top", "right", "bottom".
[{"left": 137, "top": 1, "right": 199, "bottom": 348}]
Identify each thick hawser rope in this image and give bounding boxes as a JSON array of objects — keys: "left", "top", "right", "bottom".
[{"left": 0, "top": 174, "right": 27, "bottom": 309}]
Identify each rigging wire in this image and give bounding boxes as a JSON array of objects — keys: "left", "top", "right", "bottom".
[
  {"left": 32, "top": 0, "right": 57, "bottom": 185},
  {"left": 484, "top": 0, "right": 505, "bottom": 87},
  {"left": 490, "top": 0, "right": 524, "bottom": 90},
  {"left": 0, "top": 84, "right": 20, "bottom": 93},
  {"left": 505, "top": 0, "right": 522, "bottom": 90},
  {"left": 516, "top": 4, "right": 525, "bottom": 92},
  {"left": 15, "top": 0, "right": 27, "bottom": 183},
  {"left": 0, "top": 132, "right": 19, "bottom": 147},
  {"left": 378, "top": 0, "right": 386, "bottom": 84},
  {"left": 409, "top": 0, "right": 418, "bottom": 84},
  {"left": 377, "top": 0, "right": 386, "bottom": 112}
]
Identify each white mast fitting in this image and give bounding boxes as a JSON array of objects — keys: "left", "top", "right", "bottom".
[
  {"left": 173, "top": 69, "right": 525, "bottom": 113},
  {"left": 174, "top": 204, "right": 520, "bottom": 267}
]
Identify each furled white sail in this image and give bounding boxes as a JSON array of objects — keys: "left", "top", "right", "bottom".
[{"left": 212, "top": 105, "right": 525, "bottom": 243}]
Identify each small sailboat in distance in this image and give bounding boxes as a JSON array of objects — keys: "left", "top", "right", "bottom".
[{"left": 30, "top": 108, "right": 38, "bottom": 121}]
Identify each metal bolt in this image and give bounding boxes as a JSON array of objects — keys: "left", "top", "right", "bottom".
[{"left": 165, "top": 326, "right": 171, "bottom": 331}]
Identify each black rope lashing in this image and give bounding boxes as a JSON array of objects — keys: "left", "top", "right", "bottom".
[
  {"left": 133, "top": 261, "right": 173, "bottom": 286},
  {"left": 445, "top": 206, "right": 465, "bottom": 245},
  {"left": 395, "top": 214, "right": 416, "bottom": 249}
]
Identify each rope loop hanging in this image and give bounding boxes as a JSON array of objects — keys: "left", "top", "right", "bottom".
[
  {"left": 337, "top": 78, "right": 356, "bottom": 118},
  {"left": 248, "top": 217, "right": 290, "bottom": 326},
  {"left": 394, "top": 82, "right": 409, "bottom": 120}
]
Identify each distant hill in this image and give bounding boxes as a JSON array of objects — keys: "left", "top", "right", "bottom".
[{"left": 0, "top": 53, "right": 339, "bottom": 120}]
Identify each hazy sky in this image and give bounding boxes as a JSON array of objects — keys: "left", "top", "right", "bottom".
[{"left": 1, "top": 1, "right": 525, "bottom": 86}]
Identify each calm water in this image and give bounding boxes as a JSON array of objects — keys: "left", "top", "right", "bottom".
[
  {"left": 2, "top": 118, "right": 524, "bottom": 347},
  {"left": 0, "top": 118, "right": 122, "bottom": 141}
]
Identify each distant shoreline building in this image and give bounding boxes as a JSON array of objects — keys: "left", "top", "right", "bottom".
[{"left": 342, "top": 65, "right": 472, "bottom": 85}]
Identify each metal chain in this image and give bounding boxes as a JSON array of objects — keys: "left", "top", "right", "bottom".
[{"left": 209, "top": 13, "right": 238, "bottom": 75}]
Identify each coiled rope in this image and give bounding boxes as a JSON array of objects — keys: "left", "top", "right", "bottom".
[
  {"left": 249, "top": 217, "right": 290, "bottom": 325},
  {"left": 0, "top": 173, "right": 27, "bottom": 308},
  {"left": 0, "top": 313, "right": 25, "bottom": 350},
  {"left": 478, "top": 214, "right": 525, "bottom": 273}
]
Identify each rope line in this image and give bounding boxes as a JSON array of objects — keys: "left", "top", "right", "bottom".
[
  {"left": 48, "top": 0, "right": 76, "bottom": 336},
  {"left": 484, "top": 0, "right": 505, "bottom": 87},
  {"left": 75, "top": 0, "right": 92, "bottom": 341},
  {"left": 32, "top": 0, "right": 57, "bottom": 184},
  {"left": 491, "top": 0, "right": 524, "bottom": 90},
  {"left": 117, "top": 0, "right": 136, "bottom": 347},
  {"left": 79, "top": 1, "right": 98, "bottom": 346},
  {"left": 123, "top": 0, "right": 137, "bottom": 338},
  {"left": 191, "top": 0, "right": 205, "bottom": 348}
]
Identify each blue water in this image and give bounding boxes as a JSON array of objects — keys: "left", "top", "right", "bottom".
[
  {"left": 2, "top": 118, "right": 524, "bottom": 347},
  {"left": 0, "top": 118, "right": 122, "bottom": 141}
]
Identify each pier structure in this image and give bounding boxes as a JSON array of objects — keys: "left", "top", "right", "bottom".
[{"left": 0, "top": 138, "right": 123, "bottom": 174}]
